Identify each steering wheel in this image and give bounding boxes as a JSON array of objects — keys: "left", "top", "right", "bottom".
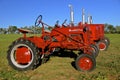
[
  {"left": 55, "top": 20, "right": 59, "bottom": 27},
  {"left": 56, "top": 20, "right": 59, "bottom": 25},
  {"left": 35, "top": 15, "right": 42, "bottom": 27},
  {"left": 62, "top": 19, "right": 67, "bottom": 27}
]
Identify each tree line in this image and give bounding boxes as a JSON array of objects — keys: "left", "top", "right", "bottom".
[
  {"left": 105, "top": 24, "right": 120, "bottom": 34},
  {"left": 0, "top": 26, "right": 42, "bottom": 34},
  {"left": 0, "top": 24, "right": 120, "bottom": 34}
]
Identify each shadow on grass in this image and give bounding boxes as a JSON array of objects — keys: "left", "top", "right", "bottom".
[
  {"left": 35, "top": 50, "right": 79, "bottom": 70},
  {"left": 71, "top": 61, "right": 77, "bottom": 70},
  {"left": 51, "top": 50, "right": 78, "bottom": 70},
  {"left": 52, "top": 50, "right": 77, "bottom": 59}
]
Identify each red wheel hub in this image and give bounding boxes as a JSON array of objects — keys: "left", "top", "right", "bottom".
[
  {"left": 99, "top": 42, "right": 106, "bottom": 50},
  {"left": 16, "top": 47, "right": 31, "bottom": 64},
  {"left": 78, "top": 57, "right": 93, "bottom": 71}
]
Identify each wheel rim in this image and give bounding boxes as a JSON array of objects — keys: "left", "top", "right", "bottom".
[
  {"left": 10, "top": 44, "right": 34, "bottom": 68},
  {"left": 99, "top": 42, "right": 106, "bottom": 50},
  {"left": 78, "top": 57, "right": 93, "bottom": 71}
]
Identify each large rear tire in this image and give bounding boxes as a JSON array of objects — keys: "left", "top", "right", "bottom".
[
  {"left": 103, "top": 37, "right": 110, "bottom": 46},
  {"left": 97, "top": 40, "right": 108, "bottom": 51},
  {"left": 7, "top": 39, "right": 40, "bottom": 71},
  {"left": 75, "top": 54, "right": 96, "bottom": 72}
]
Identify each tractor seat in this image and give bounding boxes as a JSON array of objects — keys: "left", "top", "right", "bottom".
[{"left": 18, "top": 28, "right": 33, "bottom": 33}]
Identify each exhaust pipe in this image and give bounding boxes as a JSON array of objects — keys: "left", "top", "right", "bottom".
[
  {"left": 87, "top": 15, "right": 93, "bottom": 24},
  {"left": 90, "top": 16, "right": 93, "bottom": 24},
  {"left": 68, "top": 4, "right": 74, "bottom": 26},
  {"left": 82, "top": 8, "right": 85, "bottom": 24}
]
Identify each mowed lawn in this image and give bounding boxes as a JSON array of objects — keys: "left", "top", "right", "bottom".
[{"left": 0, "top": 34, "right": 120, "bottom": 80}]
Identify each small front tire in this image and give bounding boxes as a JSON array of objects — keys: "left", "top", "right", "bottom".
[
  {"left": 75, "top": 54, "right": 96, "bottom": 72},
  {"left": 90, "top": 44, "right": 99, "bottom": 58}
]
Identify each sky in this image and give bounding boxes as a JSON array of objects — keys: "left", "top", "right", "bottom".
[{"left": 0, "top": 0, "right": 120, "bottom": 28}]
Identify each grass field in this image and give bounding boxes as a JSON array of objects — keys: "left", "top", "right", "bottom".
[{"left": 0, "top": 34, "right": 120, "bottom": 80}]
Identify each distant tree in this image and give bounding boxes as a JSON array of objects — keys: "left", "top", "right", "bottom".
[
  {"left": 0, "top": 28, "right": 7, "bottom": 34},
  {"left": 116, "top": 26, "right": 120, "bottom": 34},
  {"left": 8, "top": 26, "right": 17, "bottom": 34},
  {"left": 3, "top": 28, "right": 7, "bottom": 34},
  {"left": 104, "top": 23, "right": 109, "bottom": 33},
  {"left": 34, "top": 26, "right": 42, "bottom": 34},
  {"left": 108, "top": 25, "right": 116, "bottom": 33},
  {"left": 105, "top": 24, "right": 116, "bottom": 33},
  {"left": 0, "top": 28, "right": 3, "bottom": 34}
]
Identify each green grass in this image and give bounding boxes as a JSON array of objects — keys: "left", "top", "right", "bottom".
[{"left": 0, "top": 34, "right": 120, "bottom": 80}]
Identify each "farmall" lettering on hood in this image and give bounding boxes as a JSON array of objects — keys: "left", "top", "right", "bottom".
[{"left": 69, "top": 29, "right": 83, "bottom": 32}]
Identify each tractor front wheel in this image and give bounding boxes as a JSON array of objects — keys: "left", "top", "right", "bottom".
[
  {"left": 90, "top": 44, "right": 99, "bottom": 58},
  {"left": 75, "top": 54, "right": 96, "bottom": 72},
  {"left": 7, "top": 39, "right": 40, "bottom": 71}
]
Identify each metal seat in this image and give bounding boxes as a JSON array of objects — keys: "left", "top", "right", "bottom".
[{"left": 18, "top": 28, "right": 33, "bottom": 33}]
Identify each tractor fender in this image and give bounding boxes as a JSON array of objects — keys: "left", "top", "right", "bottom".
[
  {"left": 29, "top": 36, "right": 45, "bottom": 49},
  {"left": 18, "top": 37, "right": 45, "bottom": 49}
]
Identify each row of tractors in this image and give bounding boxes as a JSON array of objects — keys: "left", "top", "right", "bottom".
[{"left": 7, "top": 5, "right": 110, "bottom": 72}]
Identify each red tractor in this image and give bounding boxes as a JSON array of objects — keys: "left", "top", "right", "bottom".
[
  {"left": 7, "top": 5, "right": 109, "bottom": 72},
  {"left": 77, "top": 8, "right": 110, "bottom": 51}
]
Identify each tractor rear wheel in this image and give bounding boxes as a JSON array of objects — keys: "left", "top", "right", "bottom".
[
  {"left": 7, "top": 39, "right": 40, "bottom": 71},
  {"left": 75, "top": 54, "right": 96, "bottom": 72},
  {"left": 103, "top": 37, "right": 110, "bottom": 46},
  {"left": 97, "top": 40, "right": 108, "bottom": 51}
]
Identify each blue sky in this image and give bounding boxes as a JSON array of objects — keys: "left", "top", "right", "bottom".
[{"left": 0, "top": 0, "right": 120, "bottom": 28}]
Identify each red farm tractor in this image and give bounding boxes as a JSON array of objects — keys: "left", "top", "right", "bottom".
[
  {"left": 77, "top": 8, "right": 110, "bottom": 51},
  {"left": 7, "top": 5, "right": 109, "bottom": 72}
]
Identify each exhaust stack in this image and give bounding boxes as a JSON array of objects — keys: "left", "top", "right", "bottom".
[
  {"left": 90, "top": 16, "right": 93, "bottom": 24},
  {"left": 68, "top": 4, "right": 74, "bottom": 26},
  {"left": 82, "top": 8, "right": 85, "bottom": 24},
  {"left": 88, "top": 15, "right": 93, "bottom": 24}
]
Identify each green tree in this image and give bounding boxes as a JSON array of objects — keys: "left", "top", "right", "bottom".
[
  {"left": 116, "top": 26, "right": 120, "bottom": 34},
  {"left": 105, "top": 24, "right": 116, "bottom": 33},
  {"left": 8, "top": 26, "right": 17, "bottom": 34},
  {"left": 0, "top": 28, "right": 7, "bottom": 34},
  {"left": 0, "top": 28, "right": 3, "bottom": 34},
  {"left": 104, "top": 23, "right": 109, "bottom": 33}
]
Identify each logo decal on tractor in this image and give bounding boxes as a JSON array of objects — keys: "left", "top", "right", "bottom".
[{"left": 69, "top": 29, "right": 83, "bottom": 32}]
